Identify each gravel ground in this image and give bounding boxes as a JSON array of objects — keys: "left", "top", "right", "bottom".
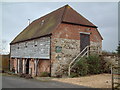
[
  {"left": 52, "top": 74, "right": 112, "bottom": 88},
  {"left": 2, "top": 75, "right": 88, "bottom": 88},
  {"left": 1, "top": 73, "right": 113, "bottom": 88}
]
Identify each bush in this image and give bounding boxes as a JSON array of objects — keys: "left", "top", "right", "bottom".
[
  {"left": 69, "top": 73, "right": 78, "bottom": 78},
  {"left": 40, "top": 72, "right": 50, "bottom": 77},
  {"left": 87, "top": 54, "right": 101, "bottom": 74},
  {"left": 71, "top": 54, "right": 112, "bottom": 77},
  {"left": 103, "top": 62, "right": 111, "bottom": 73},
  {"left": 25, "top": 74, "right": 33, "bottom": 79},
  {"left": 72, "top": 57, "right": 88, "bottom": 76},
  {"left": 99, "top": 56, "right": 112, "bottom": 73}
]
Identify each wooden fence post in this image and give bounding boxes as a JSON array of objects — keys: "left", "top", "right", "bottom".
[{"left": 111, "top": 66, "right": 114, "bottom": 90}]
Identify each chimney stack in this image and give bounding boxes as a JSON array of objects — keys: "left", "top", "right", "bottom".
[{"left": 28, "top": 19, "right": 30, "bottom": 25}]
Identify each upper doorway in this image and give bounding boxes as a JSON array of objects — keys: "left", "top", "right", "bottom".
[{"left": 80, "top": 33, "right": 90, "bottom": 52}]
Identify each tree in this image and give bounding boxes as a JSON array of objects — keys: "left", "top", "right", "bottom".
[
  {"left": 0, "top": 40, "right": 9, "bottom": 55},
  {"left": 116, "top": 41, "right": 120, "bottom": 55}
]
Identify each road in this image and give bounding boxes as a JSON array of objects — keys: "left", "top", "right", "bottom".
[{"left": 2, "top": 76, "right": 87, "bottom": 88}]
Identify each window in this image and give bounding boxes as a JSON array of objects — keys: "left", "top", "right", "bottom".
[
  {"left": 17, "top": 43, "right": 20, "bottom": 49},
  {"left": 85, "top": 28, "right": 91, "bottom": 31},
  {"left": 41, "top": 20, "right": 45, "bottom": 25},
  {"left": 25, "top": 42, "right": 27, "bottom": 48},
  {"left": 34, "top": 40, "right": 37, "bottom": 47}
]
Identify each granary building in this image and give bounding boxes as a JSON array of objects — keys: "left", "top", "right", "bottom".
[{"left": 10, "top": 5, "right": 103, "bottom": 77}]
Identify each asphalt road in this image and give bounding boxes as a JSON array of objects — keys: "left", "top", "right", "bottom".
[{"left": 2, "top": 76, "right": 87, "bottom": 88}]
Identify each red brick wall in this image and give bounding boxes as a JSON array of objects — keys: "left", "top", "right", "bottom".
[
  {"left": 10, "top": 58, "right": 14, "bottom": 71},
  {"left": 52, "top": 23, "right": 102, "bottom": 42},
  {"left": 29, "top": 59, "right": 35, "bottom": 76},
  {"left": 10, "top": 58, "right": 17, "bottom": 73},
  {"left": 10, "top": 58, "right": 50, "bottom": 77},
  {"left": 37, "top": 60, "right": 50, "bottom": 76},
  {"left": 14, "top": 59, "right": 17, "bottom": 73}
]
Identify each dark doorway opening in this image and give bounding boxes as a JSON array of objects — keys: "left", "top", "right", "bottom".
[
  {"left": 17, "top": 59, "right": 18, "bottom": 73},
  {"left": 80, "top": 33, "right": 90, "bottom": 53},
  {"left": 19, "top": 59, "right": 23, "bottom": 73},
  {"left": 26, "top": 59, "right": 29, "bottom": 74}
]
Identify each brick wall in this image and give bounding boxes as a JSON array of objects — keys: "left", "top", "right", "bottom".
[
  {"left": 10, "top": 58, "right": 50, "bottom": 77},
  {"left": 37, "top": 60, "right": 50, "bottom": 76}
]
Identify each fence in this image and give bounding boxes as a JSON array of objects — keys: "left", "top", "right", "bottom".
[
  {"left": 0, "top": 54, "right": 10, "bottom": 71},
  {"left": 111, "top": 66, "right": 120, "bottom": 90}
]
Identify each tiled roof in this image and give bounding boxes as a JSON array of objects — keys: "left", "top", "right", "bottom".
[{"left": 11, "top": 5, "right": 97, "bottom": 44}]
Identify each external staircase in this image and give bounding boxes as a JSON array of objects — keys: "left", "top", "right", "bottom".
[{"left": 68, "top": 45, "right": 90, "bottom": 76}]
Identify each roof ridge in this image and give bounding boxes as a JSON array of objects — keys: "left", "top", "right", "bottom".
[
  {"left": 60, "top": 5, "right": 68, "bottom": 23},
  {"left": 33, "top": 5, "right": 68, "bottom": 23},
  {"left": 61, "top": 5, "right": 97, "bottom": 28}
]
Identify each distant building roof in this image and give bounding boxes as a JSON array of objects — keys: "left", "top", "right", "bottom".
[{"left": 11, "top": 5, "right": 97, "bottom": 44}]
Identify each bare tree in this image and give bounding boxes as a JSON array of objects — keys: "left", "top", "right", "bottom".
[
  {"left": 0, "top": 40, "right": 2, "bottom": 55},
  {"left": 0, "top": 40, "right": 9, "bottom": 55}
]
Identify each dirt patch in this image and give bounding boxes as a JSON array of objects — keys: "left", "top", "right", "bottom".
[{"left": 52, "top": 74, "right": 112, "bottom": 88}]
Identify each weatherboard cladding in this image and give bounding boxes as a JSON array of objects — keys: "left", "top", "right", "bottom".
[
  {"left": 11, "top": 5, "right": 97, "bottom": 44},
  {"left": 11, "top": 37, "right": 50, "bottom": 59}
]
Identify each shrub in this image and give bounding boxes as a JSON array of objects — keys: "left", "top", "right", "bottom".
[
  {"left": 103, "top": 62, "right": 112, "bottom": 73},
  {"left": 72, "top": 57, "right": 88, "bottom": 76},
  {"left": 25, "top": 74, "right": 33, "bottom": 79},
  {"left": 55, "top": 72, "right": 62, "bottom": 78},
  {"left": 87, "top": 54, "right": 101, "bottom": 74},
  {"left": 70, "top": 54, "right": 113, "bottom": 77},
  {"left": 40, "top": 72, "right": 50, "bottom": 77},
  {"left": 69, "top": 73, "right": 78, "bottom": 78},
  {"left": 99, "top": 56, "right": 112, "bottom": 73},
  {"left": 20, "top": 73, "right": 26, "bottom": 78}
]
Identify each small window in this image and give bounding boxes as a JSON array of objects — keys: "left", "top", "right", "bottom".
[
  {"left": 17, "top": 43, "right": 19, "bottom": 49},
  {"left": 56, "top": 55, "right": 61, "bottom": 60},
  {"left": 34, "top": 40, "right": 37, "bottom": 47},
  {"left": 25, "top": 42, "right": 27, "bottom": 48},
  {"left": 86, "top": 28, "right": 91, "bottom": 31},
  {"left": 42, "top": 20, "right": 44, "bottom": 23},
  {"left": 41, "top": 20, "right": 45, "bottom": 25}
]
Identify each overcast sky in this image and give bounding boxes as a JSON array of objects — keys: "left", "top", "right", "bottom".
[{"left": 1, "top": 2, "right": 118, "bottom": 53}]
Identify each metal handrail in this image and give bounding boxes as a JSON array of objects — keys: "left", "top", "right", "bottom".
[{"left": 68, "top": 45, "right": 90, "bottom": 76}]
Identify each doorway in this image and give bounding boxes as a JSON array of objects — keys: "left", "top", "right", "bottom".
[
  {"left": 19, "top": 59, "right": 23, "bottom": 73},
  {"left": 80, "top": 33, "right": 90, "bottom": 52},
  {"left": 26, "top": 59, "right": 29, "bottom": 74}
]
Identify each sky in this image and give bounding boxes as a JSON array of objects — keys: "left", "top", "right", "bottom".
[{"left": 1, "top": 2, "right": 119, "bottom": 54}]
